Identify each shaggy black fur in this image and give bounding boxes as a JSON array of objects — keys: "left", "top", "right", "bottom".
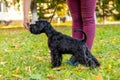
[{"left": 30, "top": 20, "right": 100, "bottom": 68}]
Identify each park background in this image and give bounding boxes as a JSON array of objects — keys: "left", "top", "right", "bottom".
[{"left": 0, "top": 0, "right": 120, "bottom": 80}]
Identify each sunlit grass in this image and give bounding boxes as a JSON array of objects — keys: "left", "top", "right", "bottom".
[{"left": 0, "top": 24, "right": 120, "bottom": 79}]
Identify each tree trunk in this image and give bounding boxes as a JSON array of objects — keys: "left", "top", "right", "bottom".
[{"left": 30, "top": 0, "right": 38, "bottom": 23}]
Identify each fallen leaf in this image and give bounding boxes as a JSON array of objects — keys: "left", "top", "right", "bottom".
[
  {"left": 0, "top": 75, "right": 4, "bottom": 78},
  {"left": 15, "top": 67, "right": 20, "bottom": 73},
  {"left": 117, "top": 75, "right": 120, "bottom": 79},
  {"left": 96, "top": 74, "right": 103, "bottom": 80},
  {"left": 100, "top": 40, "right": 106, "bottom": 42},
  {"left": 15, "top": 45, "right": 20, "bottom": 49},
  {"left": 98, "top": 55, "right": 104, "bottom": 59},
  {"left": 12, "top": 74, "right": 23, "bottom": 78},
  {"left": 25, "top": 66, "right": 31, "bottom": 72},
  {"left": 10, "top": 45, "right": 20, "bottom": 49},
  {"left": 32, "top": 55, "right": 43, "bottom": 60},
  {"left": 46, "top": 74, "right": 56, "bottom": 80},
  {"left": 53, "top": 66, "right": 66, "bottom": 71},
  {"left": 77, "top": 66, "right": 86, "bottom": 70},
  {"left": 0, "top": 62, "right": 7, "bottom": 65}
]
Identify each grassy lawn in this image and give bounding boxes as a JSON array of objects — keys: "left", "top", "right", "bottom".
[{"left": 0, "top": 24, "right": 120, "bottom": 80}]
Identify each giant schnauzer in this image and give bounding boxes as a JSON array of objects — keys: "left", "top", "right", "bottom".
[{"left": 30, "top": 20, "right": 100, "bottom": 68}]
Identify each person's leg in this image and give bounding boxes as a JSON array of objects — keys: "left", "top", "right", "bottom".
[
  {"left": 81, "top": 0, "right": 96, "bottom": 49},
  {"left": 66, "top": 0, "right": 96, "bottom": 66},
  {"left": 66, "top": 0, "right": 82, "bottom": 66},
  {"left": 66, "top": 0, "right": 83, "bottom": 39}
]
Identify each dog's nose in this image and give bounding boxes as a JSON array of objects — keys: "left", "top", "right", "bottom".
[
  {"left": 29, "top": 24, "right": 33, "bottom": 27},
  {"left": 30, "top": 24, "right": 35, "bottom": 29}
]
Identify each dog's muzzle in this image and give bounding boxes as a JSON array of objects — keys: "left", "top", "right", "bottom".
[{"left": 30, "top": 24, "right": 39, "bottom": 34}]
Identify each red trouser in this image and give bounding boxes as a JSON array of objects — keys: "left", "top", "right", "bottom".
[{"left": 66, "top": 0, "right": 96, "bottom": 49}]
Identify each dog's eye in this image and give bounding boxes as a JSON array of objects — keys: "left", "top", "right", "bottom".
[
  {"left": 36, "top": 21, "right": 40, "bottom": 26},
  {"left": 41, "top": 22, "right": 46, "bottom": 26}
]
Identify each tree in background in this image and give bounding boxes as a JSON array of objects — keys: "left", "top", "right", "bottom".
[
  {"left": 96, "top": 0, "right": 115, "bottom": 24},
  {"left": 0, "top": 0, "right": 20, "bottom": 11},
  {"left": 3, "top": 0, "right": 120, "bottom": 24},
  {"left": 113, "top": 0, "right": 120, "bottom": 20},
  {"left": 31, "top": 0, "right": 37, "bottom": 23},
  {"left": 30, "top": 0, "right": 67, "bottom": 22}
]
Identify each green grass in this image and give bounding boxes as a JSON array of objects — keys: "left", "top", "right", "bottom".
[{"left": 0, "top": 25, "right": 120, "bottom": 80}]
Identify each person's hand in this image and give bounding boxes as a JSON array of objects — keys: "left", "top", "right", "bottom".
[{"left": 23, "top": 18, "right": 30, "bottom": 30}]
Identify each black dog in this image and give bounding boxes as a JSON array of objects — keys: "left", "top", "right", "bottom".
[{"left": 30, "top": 20, "right": 100, "bottom": 68}]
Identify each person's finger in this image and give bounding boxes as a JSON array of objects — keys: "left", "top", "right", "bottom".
[
  {"left": 26, "top": 23, "right": 30, "bottom": 30},
  {"left": 23, "top": 22, "right": 30, "bottom": 30}
]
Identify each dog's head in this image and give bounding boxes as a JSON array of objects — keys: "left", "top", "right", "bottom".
[{"left": 30, "top": 20, "right": 49, "bottom": 34}]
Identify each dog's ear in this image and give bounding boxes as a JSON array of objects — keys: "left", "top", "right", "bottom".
[{"left": 35, "top": 20, "right": 48, "bottom": 27}]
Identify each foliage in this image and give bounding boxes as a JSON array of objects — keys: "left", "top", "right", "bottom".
[
  {"left": 0, "top": 25, "right": 120, "bottom": 79},
  {"left": 2, "top": 0, "right": 120, "bottom": 22},
  {"left": 96, "top": 0, "right": 115, "bottom": 23},
  {"left": 96, "top": 0, "right": 120, "bottom": 21},
  {"left": 113, "top": 0, "right": 120, "bottom": 20},
  {"left": 36, "top": 0, "right": 67, "bottom": 19},
  {"left": 3, "top": 0, "right": 20, "bottom": 10}
]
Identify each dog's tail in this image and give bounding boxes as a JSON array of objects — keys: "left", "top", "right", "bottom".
[{"left": 74, "top": 29, "right": 87, "bottom": 43}]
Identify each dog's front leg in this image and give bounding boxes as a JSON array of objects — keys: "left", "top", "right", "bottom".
[{"left": 51, "top": 50, "right": 62, "bottom": 68}]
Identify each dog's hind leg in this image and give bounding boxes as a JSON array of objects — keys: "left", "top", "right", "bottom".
[
  {"left": 74, "top": 48, "right": 100, "bottom": 68},
  {"left": 50, "top": 50, "right": 62, "bottom": 68},
  {"left": 74, "top": 52, "right": 86, "bottom": 65},
  {"left": 84, "top": 48, "right": 100, "bottom": 68}
]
